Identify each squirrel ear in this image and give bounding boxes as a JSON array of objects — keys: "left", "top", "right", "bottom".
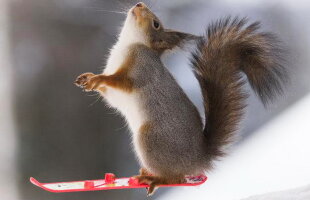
[{"left": 151, "top": 29, "right": 200, "bottom": 52}]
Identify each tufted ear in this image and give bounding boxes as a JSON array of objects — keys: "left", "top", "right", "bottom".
[{"left": 150, "top": 29, "right": 200, "bottom": 53}]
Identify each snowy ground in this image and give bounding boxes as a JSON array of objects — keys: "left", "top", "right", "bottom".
[
  {"left": 243, "top": 184, "right": 310, "bottom": 200},
  {"left": 161, "top": 94, "right": 310, "bottom": 199}
]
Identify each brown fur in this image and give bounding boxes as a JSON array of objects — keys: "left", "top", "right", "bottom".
[
  {"left": 98, "top": 86, "right": 107, "bottom": 93},
  {"left": 191, "top": 17, "right": 287, "bottom": 161},
  {"left": 135, "top": 174, "right": 185, "bottom": 195},
  {"left": 139, "top": 168, "right": 151, "bottom": 176},
  {"left": 139, "top": 122, "right": 152, "bottom": 135},
  {"left": 75, "top": 50, "right": 136, "bottom": 92},
  {"left": 133, "top": 2, "right": 199, "bottom": 54}
]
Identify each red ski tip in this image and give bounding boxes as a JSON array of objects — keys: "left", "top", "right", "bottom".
[{"left": 30, "top": 177, "right": 40, "bottom": 187}]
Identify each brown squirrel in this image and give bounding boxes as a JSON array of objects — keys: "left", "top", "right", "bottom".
[{"left": 75, "top": 2, "right": 287, "bottom": 195}]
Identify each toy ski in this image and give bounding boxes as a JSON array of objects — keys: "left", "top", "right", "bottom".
[{"left": 30, "top": 173, "right": 207, "bottom": 193}]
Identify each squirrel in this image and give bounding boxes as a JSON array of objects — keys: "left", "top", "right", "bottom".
[{"left": 75, "top": 2, "right": 287, "bottom": 195}]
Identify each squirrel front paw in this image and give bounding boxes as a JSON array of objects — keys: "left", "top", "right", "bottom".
[{"left": 75, "top": 73, "right": 104, "bottom": 92}]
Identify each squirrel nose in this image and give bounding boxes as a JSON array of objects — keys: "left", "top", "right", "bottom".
[{"left": 135, "top": 2, "right": 144, "bottom": 8}]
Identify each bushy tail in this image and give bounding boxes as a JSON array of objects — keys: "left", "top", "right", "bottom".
[{"left": 191, "top": 17, "right": 288, "bottom": 161}]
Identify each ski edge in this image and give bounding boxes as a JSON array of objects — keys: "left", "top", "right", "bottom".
[{"left": 30, "top": 175, "right": 207, "bottom": 193}]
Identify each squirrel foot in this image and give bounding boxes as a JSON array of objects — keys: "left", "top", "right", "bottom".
[
  {"left": 75, "top": 72, "right": 95, "bottom": 90},
  {"left": 75, "top": 73, "right": 104, "bottom": 92},
  {"left": 139, "top": 168, "right": 151, "bottom": 176},
  {"left": 135, "top": 175, "right": 185, "bottom": 196}
]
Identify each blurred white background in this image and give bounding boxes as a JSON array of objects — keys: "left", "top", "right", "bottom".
[{"left": 1, "top": 0, "right": 309, "bottom": 199}]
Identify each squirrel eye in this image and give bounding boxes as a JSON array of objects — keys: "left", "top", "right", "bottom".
[{"left": 153, "top": 20, "right": 160, "bottom": 30}]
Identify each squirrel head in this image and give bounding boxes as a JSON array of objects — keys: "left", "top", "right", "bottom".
[{"left": 121, "top": 2, "right": 198, "bottom": 54}]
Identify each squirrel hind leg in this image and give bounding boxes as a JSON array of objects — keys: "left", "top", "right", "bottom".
[
  {"left": 135, "top": 175, "right": 185, "bottom": 196},
  {"left": 139, "top": 168, "right": 151, "bottom": 176}
]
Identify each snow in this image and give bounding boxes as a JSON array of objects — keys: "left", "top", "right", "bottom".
[
  {"left": 243, "top": 184, "right": 310, "bottom": 200},
  {"left": 160, "top": 94, "right": 310, "bottom": 199}
]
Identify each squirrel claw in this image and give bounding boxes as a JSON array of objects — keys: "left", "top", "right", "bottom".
[
  {"left": 134, "top": 175, "right": 158, "bottom": 196},
  {"left": 75, "top": 72, "right": 96, "bottom": 91},
  {"left": 147, "top": 184, "right": 157, "bottom": 196},
  {"left": 135, "top": 174, "right": 186, "bottom": 196}
]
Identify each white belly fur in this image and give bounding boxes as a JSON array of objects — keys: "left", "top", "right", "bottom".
[
  {"left": 102, "top": 40, "right": 146, "bottom": 134},
  {"left": 101, "top": 47, "right": 147, "bottom": 167},
  {"left": 103, "top": 88, "right": 145, "bottom": 134},
  {"left": 100, "top": 20, "right": 149, "bottom": 166},
  {"left": 102, "top": 81, "right": 147, "bottom": 167}
]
